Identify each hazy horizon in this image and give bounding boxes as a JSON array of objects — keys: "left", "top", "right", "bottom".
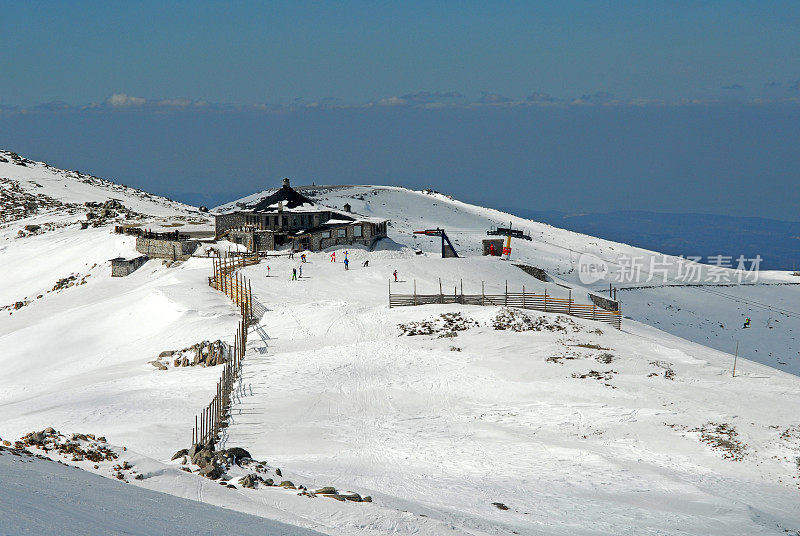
[{"left": 2, "top": 103, "right": 798, "bottom": 222}]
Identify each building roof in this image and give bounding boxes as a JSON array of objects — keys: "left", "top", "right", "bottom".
[
  {"left": 289, "top": 217, "right": 385, "bottom": 238},
  {"left": 250, "top": 178, "right": 315, "bottom": 212}
]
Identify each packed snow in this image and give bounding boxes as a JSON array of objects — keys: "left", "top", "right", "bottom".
[
  {"left": 0, "top": 445, "right": 324, "bottom": 536},
  {"left": 1, "top": 154, "right": 799, "bottom": 535}
]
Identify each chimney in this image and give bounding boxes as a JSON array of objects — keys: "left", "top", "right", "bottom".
[
  {"left": 343, "top": 203, "right": 351, "bottom": 213},
  {"left": 282, "top": 178, "right": 290, "bottom": 188}
]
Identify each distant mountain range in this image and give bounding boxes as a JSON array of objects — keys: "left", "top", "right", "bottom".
[{"left": 509, "top": 209, "right": 800, "bottom": 271}]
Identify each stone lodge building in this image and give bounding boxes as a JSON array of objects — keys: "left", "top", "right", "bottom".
[{"left": 215, "top": 179, "right": 388, "bottom": 252}]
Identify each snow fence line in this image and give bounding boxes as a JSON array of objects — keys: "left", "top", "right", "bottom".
[
  {"left": 191, "top": 254, "right": 257, "bottom": 447},
  {"left": 389, "top": 281, "right": 622, "bottom": 329}
]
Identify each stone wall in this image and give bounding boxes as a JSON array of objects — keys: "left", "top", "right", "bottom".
[
  {"left": 513, "top": 264, "right": 549, "bottom": 282},
  {"left": 589, "top": 293, "right": 619, "bottom": 311},
  {"left": 308, "top": 222, "right": 386, "bottom": 251},
  {"left": 136, "top": 237, "right": 198, "bottom": 260},
  {"left": 111, "top": 256, "right": 148, "bottom": 277},
  {"left": 215, "top": 213, "right": 242, "bottom": 235}
]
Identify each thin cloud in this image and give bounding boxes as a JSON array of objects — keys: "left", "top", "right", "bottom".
[
  {"left": 574, "top": 91, "right": 616, "bottom": 104},
  {"left": 107, "top": 93, "right": 146, "bottom": 107},
  {"left": 526, "top": 92, "right": 558, "bottom": 103},
  {"left": 374, "top": 96, "right": 408, "bottom": 106},
  {"left": 400, "top": 91, "right": 464, "bottom": 103},
  {"left": 34, "top": 101, "right": 72, "bottom": 111},
  {"left": 479, "top": 92, "right": 511, "bottom": 104},
  {"left": 764, "top": 81, "right": 781, "bottom": 88},
  {"left": 722, "top": 84, "right": 744, "bottom": 90}
]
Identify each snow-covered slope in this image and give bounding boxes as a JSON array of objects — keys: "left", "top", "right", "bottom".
[
  {"left": 0, "top": 149, "right": 213, "bottom": 233},
  {"left": 0, "top": 445, "right": 323, "bottom": 536},
  {"left": 218, "top": 184, "right": 800, "bottom": 375},
  {"left": 1, "top": 156, "right": 799, "bottom": 535}
]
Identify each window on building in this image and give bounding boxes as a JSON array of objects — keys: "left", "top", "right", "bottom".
[
  {"left": 322, "top": 231, "right": 331, "bottom": 238},
  {"left": 337, "top": 228, "right": 346, "bottom": 238},
  {"left": 353, "top": 225, "right": 362, "bottom": 237}
]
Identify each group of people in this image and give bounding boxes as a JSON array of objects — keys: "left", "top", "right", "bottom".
[{"left": 275, "top": 250, "right": 389, "bottom": 280}]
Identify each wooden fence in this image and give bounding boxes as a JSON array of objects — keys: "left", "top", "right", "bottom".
[
  {"left": 192, "top": 318, "right": 247, "bottom": 447},
  {"left": 192, "top": 254, "right": 259, "bottom": 447},
  {"left": 209, "top": 255, "right": 256, "bottom": 317},
  {"left": 389, "top": 282, "right": 621, "bottom": 329}
]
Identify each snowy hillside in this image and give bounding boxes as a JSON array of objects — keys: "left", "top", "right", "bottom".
[
  {"left": 0, "top": 444, "right": 323, "bottom": 536},
  {"left": 0, "top": 149, "right": 212, "bottom": 232},
  {"left": 1, "top": 157, "right": 799, "bottom": 535},
  {"left": 219, "top": 184, "right": 800, "bottom": 375}
]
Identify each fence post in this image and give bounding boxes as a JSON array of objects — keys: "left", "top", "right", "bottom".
[
  {"left": 439, "top": 278, "right": 442, "bottom": 304},
  {"left": 482, "top": 281, "right": 485, "bottom": 306},
  {"left": 388, "top": 279, "right": 391, "bottom": 308},
  {"left": 568, "top": 290, "right": 572, "bottom": 315},
  {"left": 523, "top": 285, "right": 526, "bottom": 309},
  {"left": 414, "top": 280, "right": 417, "bottom": 306},
  {"left": 544, "top": 289, "right": 547, "bottom": 312},
  {"left": 460, "top": 279, "right": 463, "bottom": 304},
  {"left": 593, "top": 303, "right": 596, "bottom": 320},
  {"left": 505, "top": 280, "right": 508, "bottom": 306}
]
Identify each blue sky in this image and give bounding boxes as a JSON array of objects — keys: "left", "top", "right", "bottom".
[
  {"left": 0, "top": 2, "right": 798, "bottom": 222},
  {"left": 2, "top": 1, "right": 799, "bottom": 106}
]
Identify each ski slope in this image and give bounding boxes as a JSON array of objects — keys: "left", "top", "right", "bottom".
[
  {"left": 223, "top": 184, "right": 800, "bottom": 375},
  {"left": 1, "top": 154, "right": 799, "bottom": 534},
  {"left": 0, "top": 446, "right": 324, "bottom": 536}
]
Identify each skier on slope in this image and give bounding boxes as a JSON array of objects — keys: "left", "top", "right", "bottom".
[
  {"left": 743, "top": 317, "right": 751, "bottom": 329},
  {"left": 298, "top": 265, "right": 302, "bottom": 278},
  {"left": 344, "top": 257, "right": 349, "bottom": 270},
  {"left": 330, "top": 251, "right": 336, "bottom": 262},
  {"left": 393, "top": 270, "right": 398, "bottom": 282},
  {"left": 292, "top": 268, "right": 297, "bottom": 280}
]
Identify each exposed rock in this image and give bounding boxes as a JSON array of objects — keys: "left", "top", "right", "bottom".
[
  {"left": 362, "top": 496, "right": 372, "bottom": 503},
  {"left": 187, "top": 442, "right": 206, "bottom": 458},
  {"left": 225, "top": 447, "right": 251, "bottom": 463},
  {"left": 44, "top": 427, "right": 56, "bottom": 434},
  {"left": 275, "top": 468, "right": 282, "bottom": 476},
  {"left": 150, "top": 360, "right": 167, "bottom": 370},
  {"left": 280, "top": 481, "right": 296, "bottom": 489},
  {"left": 159, "top": 350, "right": 175, "bottom": 357},
  {"left": 492, "top": 502, "right": 509, "bottom": 510},
  {"left": 238, "top": 474, "right": 258, "bottom": 489},
  {"left": 199, "top": 463, "right": 223, "bottom": 479},
  {"left": 24, "top": 224, "right": 40, "bottom": 232},
  {"left": 323, "top": 494, "right": 346, "bottom": 501},
  {"left": 171, "top": 449, "right": 188, "bottom": 461},
  {"left": 315, "top": 487, "right": 336, "bottom": 495},
  {"left": 29, "top": 431, "right": 45, "bottom": 444}
]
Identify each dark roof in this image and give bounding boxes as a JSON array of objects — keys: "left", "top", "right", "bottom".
[{"left": 251, "top": 182, "right": 314, "bottom": 212}]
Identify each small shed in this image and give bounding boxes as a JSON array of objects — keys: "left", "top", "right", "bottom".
[
  {"left": 111, "top": 255, "right": 148, "bottom": 277},
  {"left": 482, "top": 239, "right": 504, "bottom": 256}
]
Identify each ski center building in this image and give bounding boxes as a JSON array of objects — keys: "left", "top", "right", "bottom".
[{"left": 214, "top": 179, "right": 389, "bottom": 252}]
